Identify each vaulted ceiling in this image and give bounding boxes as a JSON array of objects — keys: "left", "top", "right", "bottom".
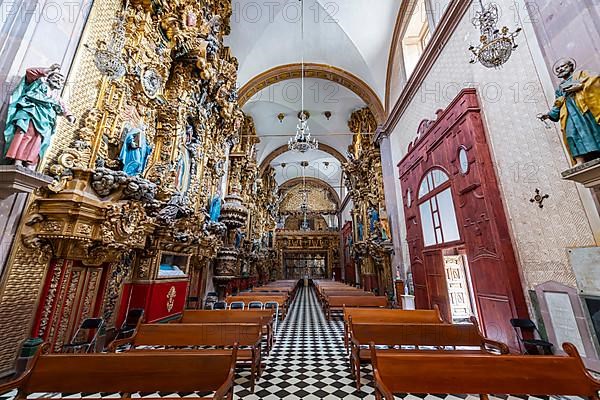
[{"left": 228, "top": 0, "right": 400, "bottom": 193}]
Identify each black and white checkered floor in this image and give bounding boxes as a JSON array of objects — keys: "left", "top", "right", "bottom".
[
  {"left": 230, "top": 286, "right": 555, "bottom": 400},
  {"left": 0, "top": 286, "right": 575, "bottom": 399}
]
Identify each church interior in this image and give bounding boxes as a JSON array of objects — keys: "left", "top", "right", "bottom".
[{"left": 0, "top": 0, "right": 600, "bottom": 399}]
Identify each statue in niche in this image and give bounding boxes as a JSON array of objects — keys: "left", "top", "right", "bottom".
[
  {"left": 174, "top": 154, "right": 187, "bottom": 190},
  {"left": 209, "top": 190, "right": 222, "bottom": 222},
  {"left": 357, "top": 221, "right": 364, "bottom": 241},
  {"left": 368, "top": 207, "right": 380, "bottom": 235},
  {"left": 540, "top": 59, "right": 600, "bottom": 165},
  {"left": 234, "top": 228, "right": 245, "bottom": 249},
  {"left": 119, "top": 125, "right": 152, "bottom": 177},
  {"left": 379, "top": 218, "right": 391, "bottom": 241},
  {"left": 3, "top": 64, "right": 76, "bottom": 167},
  {"left": 201, "top": 12, "right": 222, "bottom": 58}
]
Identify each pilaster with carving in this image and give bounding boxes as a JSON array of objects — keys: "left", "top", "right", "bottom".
[{"left": 343, "top": 107, "right": 394, "bottom": 295}]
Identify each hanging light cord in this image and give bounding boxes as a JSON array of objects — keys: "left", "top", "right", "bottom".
[{"left": 301, "top": 0, "right": 305, "bottom": 119}]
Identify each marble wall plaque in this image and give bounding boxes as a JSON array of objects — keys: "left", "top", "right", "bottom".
[
  {"left": 544, "top": 291, "right": 586, "bottom": 356},
  {"left": 535, "top": 281, "right": 599, "bottom": 371},
  {"left": 568, "top": 247, "right": 600, "bottom": 296}
]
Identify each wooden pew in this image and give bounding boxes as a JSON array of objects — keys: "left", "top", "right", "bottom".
[
  {"left": 252, "top": 287, "right": 290, "bottom": 293},
  {"left": 370, "top": 343, "right": 600, "bottom": 400},
  {"left": 176, "top": 310, "right": 274, "bottom": 353},
  {"left": 0, "top": 347, "right": 237, "bottom": 399},
  {"left": 315, "top": 283, "right": 359, "bottom": 302},
  {"left": 342, "top": 307, "right": 444, "bottom": 350},
  {"left": 324, "top": 296, "right": 388, "bottom": 320},
  {"left": 237, "top": 291, "right": 288, "bottom": 297},
  {"left": 318, "top": 288, "right": 368, "bottom": 301},
  {"left": 350, "top": 318, "right": 509, "bottom": 389},
  {"left": 323, "top": 290, "right": 373, "bottom": 297},
  {"left": 109, "top": 323, "right": 262, "bottom": 392},
  {"left": 226, "top": 295, "right": 288, "bottom": 319}
]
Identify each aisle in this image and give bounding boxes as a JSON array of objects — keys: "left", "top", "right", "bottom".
[{"left": 234, "top": 285, "right": 375, "bottom": 399}]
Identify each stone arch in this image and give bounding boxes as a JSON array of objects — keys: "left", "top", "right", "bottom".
[
  {"left": 239, "top": 63, "right": 386, "bottom": 125},
  {"left": 259, "top": 143, "right": 346, "bottom": 175}
]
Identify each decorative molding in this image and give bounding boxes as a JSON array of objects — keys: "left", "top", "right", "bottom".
[
  {"left": 0, "top": 166, "right": 53, "bottom": 199},
  {"left": 238, "top": 63, "right": 386, "bottom": 125},
  {"left": 382, "top": 0, "right": 471, "bottom": 136},
  {"left": 562, "top": 158, "right": 600, "bottom": 188}
]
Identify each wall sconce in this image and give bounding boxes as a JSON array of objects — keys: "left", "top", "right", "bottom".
[
  {"left": 277, "top": 113, "right": 285, "bottom": 124},
  {"left": 324, "top": 111, "right": 332, "bottom": 120}
]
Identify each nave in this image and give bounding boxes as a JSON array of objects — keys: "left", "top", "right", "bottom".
[
  {"left": 233, "top": 285, "right": 374, "bottom": 399},
  {"left": 1, "top": 283, "right": 582, "bottom": 400}
]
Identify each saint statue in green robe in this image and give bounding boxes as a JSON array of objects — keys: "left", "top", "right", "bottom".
[
  {"left": 3, "top": 64, "right": 76, "bottom": 167},
  {"left": 541, "top": 59, "right": 600, "bottom": 165}
]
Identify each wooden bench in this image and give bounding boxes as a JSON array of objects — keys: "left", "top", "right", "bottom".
[
  {"left": 350, "top": 318, "right": 509, "bottom": 389},
  {"left": 176, "top": 310, "right": 275, "bottom": 353},
  {"left": 236, "top": 291, "right": 288, "bottom": 299},
  {"left": 0, "top": 347, "right": 237, "bottom": 399},
  {"left": 370, "top": 342, "right": 600, "bottom": 400},
  {"left": 343, "top": 307, "right": 444, "bottom": 350},
  {"left": 109, "top": 323, "right": 262, "bottom": 392},
  {"left": 226, "top": 295, "right": 288, "bottom": 319},
  {"left": 318, "top": 289, "right": 369, "bottom": 304},
  {"left": 252, "top": 287, "right": 291, "bottom": 292},
  {"left": 324, "top": 296, "right": 388, "bottom": 320},
  {"left": 315, "top": 284, "right": 361, "bottom": 302}
]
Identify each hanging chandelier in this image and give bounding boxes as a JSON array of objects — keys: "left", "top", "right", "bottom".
[
  {"left": 86, "top": 10, "right": 127, "bottom": 80},
  {"left": 289, "top": 111, "right": 318, "bottom": 153},
  {"left": 468, "top": 0, "right": 521, "bottom": 68},
  {"left": 288, "top": 0, "right": 318, "bottom": 154}
]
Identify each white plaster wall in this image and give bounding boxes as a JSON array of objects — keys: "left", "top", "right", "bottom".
[{"left": 385, "top": 0, "right": 597, "bottom": 291}]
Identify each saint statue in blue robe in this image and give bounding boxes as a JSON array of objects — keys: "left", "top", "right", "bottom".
[
  {"left": 368, "top": 207, "right": 380, "bottom": 234},
  {"left": 541, "top": 60, "right": 600, "bottom": 165},
  {"left": 235, "top": 229, "right": 245, "bottom": 248},
  {"left": 209, "top": 192, "right": 222, "bottom": 222},
  {"left": 119, "top": 126, "right": 152, "bottom": 176}
]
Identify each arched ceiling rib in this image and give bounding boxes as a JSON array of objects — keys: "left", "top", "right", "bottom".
[
  {"left": 245, "top": 76, "right": 364, "bottom": 163},
  {"left": 229, "top": 0, "right": 399, "bottom": 193},
  {"left": 279, "top": 177, "right": 341, "bottom": 208},
  {"left": 228, "top": 0, "right": 401, "bottom": 103},
  {"left": 238, "top": 63, "right": 386, "bottom": 125}
]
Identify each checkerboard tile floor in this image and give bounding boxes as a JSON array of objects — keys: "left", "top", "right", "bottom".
[{"left": 0, "top": 285, "right": 581, "bottom": 400}]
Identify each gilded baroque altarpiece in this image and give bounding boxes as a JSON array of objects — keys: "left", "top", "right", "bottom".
[{"left": 0, "top": 0, "right": 263, "bottom": 373}]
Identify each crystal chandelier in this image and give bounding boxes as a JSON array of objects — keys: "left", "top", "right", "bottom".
[
  {"left": 86, "top": 10, "right": 127, "bottom": 80},
  {"left": 289, "top": 111, "right": 318, "bottom": 153},
  {"left": 468, "top": 0, "right": 521, "bottom": 68},
  {"left": 288, "top": 0, "right": 318, "bottom": 153}
]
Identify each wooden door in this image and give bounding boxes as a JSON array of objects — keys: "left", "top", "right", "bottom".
[
  {"left": 398, "top": 89, "right": 529, "bottom": 351},
  {"left": 423, "top": 250, "right": 451, "bottom": 322},
  {"left": 444, "top": 255, "right": 474, "bottom": 322}
]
